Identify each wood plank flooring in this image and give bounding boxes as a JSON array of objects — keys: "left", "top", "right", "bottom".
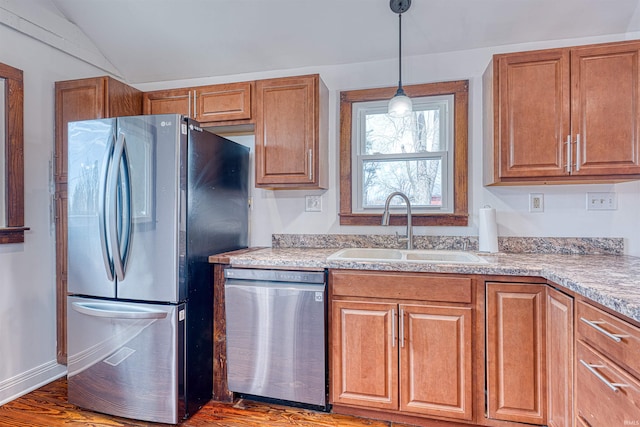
[{"left": 0, "top": 379, "right": 409, "bottom": 426}]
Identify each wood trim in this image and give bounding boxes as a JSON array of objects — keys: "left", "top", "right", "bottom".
[
  {"left": 212, "top": 263, "right": 233, "bottom": 402},
  {"left": 0, "top": 62, "right": 26, "bottom": 242},
  {"left": 339, "top": 80, "right": 469, "bottom": 226}
]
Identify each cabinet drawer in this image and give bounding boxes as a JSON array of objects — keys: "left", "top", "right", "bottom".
[
  {"left": 196, "top": 82, "right": 252, "bottom": 122},
  {"left": 330, "top": 270, "right": 471, "bottom": 303},
  {"left": 577, "top": 300, "right": 640, "bottom": 378},
  {"left": 575, "top": 341, "right": 640, "bottom": 427}
]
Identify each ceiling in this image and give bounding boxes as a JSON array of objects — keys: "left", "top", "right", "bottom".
[{"left": 22, "top": 0, "right": 640, "bottom": 84}]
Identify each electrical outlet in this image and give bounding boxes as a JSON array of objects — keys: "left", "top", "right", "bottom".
[
  {"left": 586, "top": 192, "right": 617, "bottom": 210},
  {"left": 529, "top": 193, "right": 544, "bottom": 213},
  {"left": 305, "top": 195, "right": 322, "bottom": 212}
]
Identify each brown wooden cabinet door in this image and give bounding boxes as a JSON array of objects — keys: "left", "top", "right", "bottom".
[
  {"left": 255, "top": 74, "right": 326, "bottom": 189},
  {"left": 399, "top": 304, "right": 473, "bottom": 421},
  {"left": 142, "top": 88, "right": 191, "bottom": 117},
  {"left": 546, "top": 288, "right": 574, "bottom": 427},
  {"left": 486, "top": 282, "right": 546, "bottom": 425},
  {"left": 496, "top": 49, "right": 571, "bottom": 179},
  {"left": 571, "top": 41, "right": 640, "bottom": 176},
  {"left": 195, "top": 82, "right": 252, "bottom": 122},
  {"left": 54, "top": 76, "right": 141, "bottom": 364},
  {"left": 331, "top": 300, "right": 398, "bottom": 410}
]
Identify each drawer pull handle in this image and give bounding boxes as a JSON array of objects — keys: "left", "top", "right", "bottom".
[
  {"left": 580, "top": 317, "right": 628, "bottom": 342},
  {"left": 579, "top": 360, "right": 629, "bottom": 393}
]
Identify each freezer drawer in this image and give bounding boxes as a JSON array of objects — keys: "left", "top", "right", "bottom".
[
  {"left": 67, "top": 296, "right": 185, "bottom": 424},
  {"left": 225, "top": 269, "right": 327, "bottom": 407}
]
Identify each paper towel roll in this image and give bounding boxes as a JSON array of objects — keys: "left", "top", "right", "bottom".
[{"left": 478, "top": 207, "right": 499, "bottom": 253}]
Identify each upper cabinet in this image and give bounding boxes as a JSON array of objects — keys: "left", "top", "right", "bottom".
[
  {"left": 142, "top": 81, "right": 253, "bottom": 125},
  {"left": 484, "top": 40, "right": 640, "bottom": 185},
  {"left": 144, "top": 74, "right": 328, "bottom": 190},
  {"left": 255, "top": 74, "right": 328, "bottom": 189}
]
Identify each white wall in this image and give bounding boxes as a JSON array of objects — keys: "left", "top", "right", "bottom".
[
  {"left": 138, "top": 32, "right": 640, "bottom": 256},
  {"left": 0, "top": 24, "right": 109, "bottom": 404}
]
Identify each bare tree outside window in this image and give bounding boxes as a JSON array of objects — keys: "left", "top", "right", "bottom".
[{"left": 353, "top": 97, "right": 452, "bottom": 212}]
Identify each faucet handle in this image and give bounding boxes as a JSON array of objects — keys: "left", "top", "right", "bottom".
[{"left": 395, "top": 231, "right": 408, "bottom": 243}]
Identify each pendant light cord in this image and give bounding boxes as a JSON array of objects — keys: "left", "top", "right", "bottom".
[{"left": 396, "top": 12, "right": 405, "bottom": 96}]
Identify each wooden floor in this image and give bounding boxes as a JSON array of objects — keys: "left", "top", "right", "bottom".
[{"left": 0, "top": 378, "right": 410, "bottom": 426}]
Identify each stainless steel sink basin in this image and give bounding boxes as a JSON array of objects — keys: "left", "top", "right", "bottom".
[{"left": 327, "top": 248, "right": 488, "bottom": 264}]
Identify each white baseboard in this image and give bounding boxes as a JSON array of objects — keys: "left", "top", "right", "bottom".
[{"left": 0, "top": 361, "right": 67, "bottom": 406}]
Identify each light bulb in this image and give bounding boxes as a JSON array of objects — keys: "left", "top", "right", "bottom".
[{"left": 388, "top": 94, "right": 413, "bottom": 118}]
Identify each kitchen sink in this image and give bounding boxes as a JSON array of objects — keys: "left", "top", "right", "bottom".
[{"left": 327, "top": 248, "right": 489, "bottom": 264}]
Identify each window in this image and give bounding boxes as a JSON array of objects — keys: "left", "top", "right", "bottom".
[
  {"left": 339, "top": 80, "right": 468, "bottom": 226},
  {"left": 0, "top": 62, "right": 26, "bottom": 243}
]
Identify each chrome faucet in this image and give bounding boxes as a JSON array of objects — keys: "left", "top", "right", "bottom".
[{"left": 381, "top": 191, "right": 413, "bottom": 250}]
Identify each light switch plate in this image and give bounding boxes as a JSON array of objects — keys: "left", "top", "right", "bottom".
[{"left": 586, "top": 192, "right": 617, "bottom": 210}]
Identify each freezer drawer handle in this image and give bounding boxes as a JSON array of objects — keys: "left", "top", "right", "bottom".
[{"left": 71, "top": 302, "right": 168, "bottom": 320}]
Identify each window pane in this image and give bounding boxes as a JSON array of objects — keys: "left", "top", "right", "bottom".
[
  {"left": 362, "top": 159, "right": 442, "bottom": 208},
  {"left": 364, "top": 108, "right": 444, "bottom": 155}
]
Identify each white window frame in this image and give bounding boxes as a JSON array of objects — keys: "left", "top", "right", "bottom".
[{"left": 351, "top": 95, "right": 455, "bottom": 214}]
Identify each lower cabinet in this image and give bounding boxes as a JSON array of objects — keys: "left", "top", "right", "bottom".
[
  {"left": 575, "top": 300, "right": 640, "bottom": 426},
  {"left": 486, "top": 283, "right": 547, "bottom": 424},
  {"left": 486, "top": 282, "right": 574, "bottom": 427},
  {"left": 330, "top": 271, "right": 473, "bottom": 422}
]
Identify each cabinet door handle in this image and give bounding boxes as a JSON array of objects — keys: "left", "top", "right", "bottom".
[
  {"left": 193, "top": 91, "right": 197, "bottom": 118},
  {"left": 579, "top": 359, "right": 628, "bottom": 393},
  {"left": 399, "top": 308, "right": 405, "bottom": 348},
  {"left": 575, "top": 133, "right": 581, "bottom": 172},
  {"left": 308, "top": 149, "right": 313, "bottom": 181},
  {"left": 580, "top": 317, "right": 627, "bottom": 342},
  {"left": 188, "top": 91, "right": 192, "bottom": 117},
  {"left": 391, "top": 309, "right": 396, "bottom": 348},
  {"left": 565, "top": 134, "right": 572, "bottom": 173}
]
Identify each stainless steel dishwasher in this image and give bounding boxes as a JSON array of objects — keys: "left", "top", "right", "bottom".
[{"left": 224, "top": 268, "right": 327, "bottom": 409}]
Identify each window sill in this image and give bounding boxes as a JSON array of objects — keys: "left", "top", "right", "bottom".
[
  {"left": 0, "top": 227, "right": 29, "bottom": 244},
  {"left": 339, "top": 213, "right": 468, "bottom": 227}
]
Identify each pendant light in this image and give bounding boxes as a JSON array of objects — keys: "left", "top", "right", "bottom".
[{"left": 388, "top": 0, "right": 412, "bottom": 118}]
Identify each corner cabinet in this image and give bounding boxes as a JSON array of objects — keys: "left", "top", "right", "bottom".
[
  {"left": 330, "top": 270, "right": 473, "bottom": 423},
  {"left": 255, "top": 74, "right": 328, "bottom": 189},
  {"left": 55, "top": 76, "right": 142, "bottom": 364},
  {"left": 484, "top": 39, "right": 640, "bottom": 185},
  {"left": 486, "top": 283, "right": 547, "bottom": 424},
  {"left": 142, "top": 81, "right": 253, "bottom": 125},
  {"left": 486, "top": 282, "right": 574, "bottom": 427}
]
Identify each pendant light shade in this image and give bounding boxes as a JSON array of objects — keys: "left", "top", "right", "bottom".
[{"left": 388, "top": 0, "right": 412, "bottom": 117}]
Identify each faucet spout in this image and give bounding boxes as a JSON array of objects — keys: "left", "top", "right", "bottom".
[{"left": 381, "top": 191, "right": 413, "bottom": 250}]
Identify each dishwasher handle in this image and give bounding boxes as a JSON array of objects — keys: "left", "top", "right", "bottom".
[
  {"left": 225, "top": 279, "right": 325, "bottom": 293},
  {"left": 224, "top": 268, "right": 325, "bottom": 284}
]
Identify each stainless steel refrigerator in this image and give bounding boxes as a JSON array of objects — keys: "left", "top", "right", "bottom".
[{"left": 66, "top": 114, "right": 249, "bottom": 424}]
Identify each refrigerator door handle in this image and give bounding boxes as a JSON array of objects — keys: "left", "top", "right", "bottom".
[
  {"left": 71, "top": 301, "right": 168, "bottom": 320},
  {"left": 110, "top": 131, "right": 133, "bottom": 281},
  {"left": 99, "top": 131, "right": 116, "bottom": 281}
]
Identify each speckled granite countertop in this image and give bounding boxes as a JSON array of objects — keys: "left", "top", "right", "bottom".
[{"left": 212, "top": 247, "right": 640, "bottom": 325}]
